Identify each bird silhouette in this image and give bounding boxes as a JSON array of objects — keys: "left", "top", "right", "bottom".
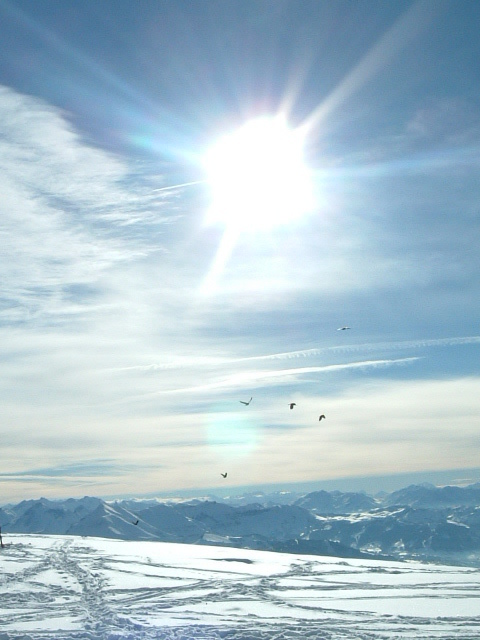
[
  {"left": 337, "top": 326, "right": 350, "bottom": 331},
  {"left": 239, "top": 397, "right": 252, "bottom": 405},
  {"left": 221, "top": 472, "right": 227, "bottom": 478},
  {"left": 289, "top": 403, "right": 296, "bottom": 410},
  {"left": 319, "top": 414, "right": 326, "bottom": 421},
  {"left": 133, "top": 520, "right": 139, "bottom": 525}
]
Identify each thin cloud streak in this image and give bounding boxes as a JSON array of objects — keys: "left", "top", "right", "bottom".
[{"left": 0, "top": 460, "right": 158, "bottom": 483}]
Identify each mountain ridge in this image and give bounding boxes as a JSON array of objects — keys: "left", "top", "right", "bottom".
[{"left": 2, "top": 483, "right": 480, "bottom": 566}]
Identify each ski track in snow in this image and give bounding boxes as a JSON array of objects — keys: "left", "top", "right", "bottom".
[{"left": 0, "top": 534, "right": 479, "bottom": 639}]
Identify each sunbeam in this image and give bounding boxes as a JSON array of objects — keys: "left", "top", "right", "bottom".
[
  {"left": 302, "top": 1, "right": 433, "bottom": 135},
  {"left": 200, "top": 226, "right": 240, "bottom": 295}
]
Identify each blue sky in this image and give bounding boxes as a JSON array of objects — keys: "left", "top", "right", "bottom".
[{"left": 1, "top": 0, "right": 479, "bottom": 503}]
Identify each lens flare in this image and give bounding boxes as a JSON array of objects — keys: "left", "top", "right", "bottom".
[{"left": 207, "top": 409, "right": 259, "bottom": 460}]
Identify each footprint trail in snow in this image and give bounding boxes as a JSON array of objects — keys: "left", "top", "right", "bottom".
[{"left": 1, "top": 534, "right": 479, "bottom": 639}]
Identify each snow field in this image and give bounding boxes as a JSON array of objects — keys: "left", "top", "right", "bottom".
[{"left": 0, "top": 533, "right": 479, "bottom": 639}]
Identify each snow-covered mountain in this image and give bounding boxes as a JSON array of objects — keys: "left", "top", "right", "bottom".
[
  {"left": 2, "top": 483, "right": 480, "bottom": 566},
  {"left": 294, "top": 489, "right": 377, "bottom": 513},
  {"left": 383, "top": 482, "right": 480, "bottom": 508}
]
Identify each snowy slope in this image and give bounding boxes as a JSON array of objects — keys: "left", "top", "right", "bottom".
[{"left": 1, "top": 534, "right": 479, "bottom": 639}]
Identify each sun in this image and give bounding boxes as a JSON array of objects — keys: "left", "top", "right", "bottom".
[{"left": 203, "top": 115, "right": 314, "bottom": 231}]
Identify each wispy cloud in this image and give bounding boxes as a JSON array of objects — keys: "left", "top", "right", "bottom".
[
  {"left": 0, "top": 85, "right": 172, "bottom": 326},
  {"left": 406, "top": 97, "right": 480, "bottom": 145},
  {"left": 136, "top": 357, "right": 420, "bottom": 397}
]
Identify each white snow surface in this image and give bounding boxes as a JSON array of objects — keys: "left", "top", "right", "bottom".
[{"left": 1, "top": 534, "right": 479, "bottom": 639}]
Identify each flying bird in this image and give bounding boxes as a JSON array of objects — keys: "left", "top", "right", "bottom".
[
  {"left": 289, "top": 403, "right": 296, "bottom": 410},
  {"left": 133, "top": 520, "right": 139, "bottom": 525},
  {"left": 239, "top": 397, "right": 252, "bottom": 405},
  {"left": 221, "top": 472, "right": 228, "bottom": 478},
  {"left": 337, "top": 326, "right": 351, "bottom": 331},
  {"left": 319, "top": 414, "right": 326, "bottom": 421}
]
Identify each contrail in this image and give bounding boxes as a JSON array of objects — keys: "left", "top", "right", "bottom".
[
  {"left": 108, "top": 336, "right": 480, "bottom": 373},
  {"left": 236, "top": 336, "right": 480, "bottom": 363},
  {"left": 100, "top": 356, "right": 420, "bottom": 407},
  {"left": 151, "top": 357, "right": 420, "bottom": 396},
  {"left": 152, "top": 180, "right": 205, "bottom": 193}
]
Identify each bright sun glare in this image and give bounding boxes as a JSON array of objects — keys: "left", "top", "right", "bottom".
[{"left": 204, "top": 116, "right": 314, "bottom": 231}]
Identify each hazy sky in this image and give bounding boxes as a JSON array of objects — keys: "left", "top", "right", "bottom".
[{"left": 1, "top": 0, "right": 480, "bottom": 503}]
